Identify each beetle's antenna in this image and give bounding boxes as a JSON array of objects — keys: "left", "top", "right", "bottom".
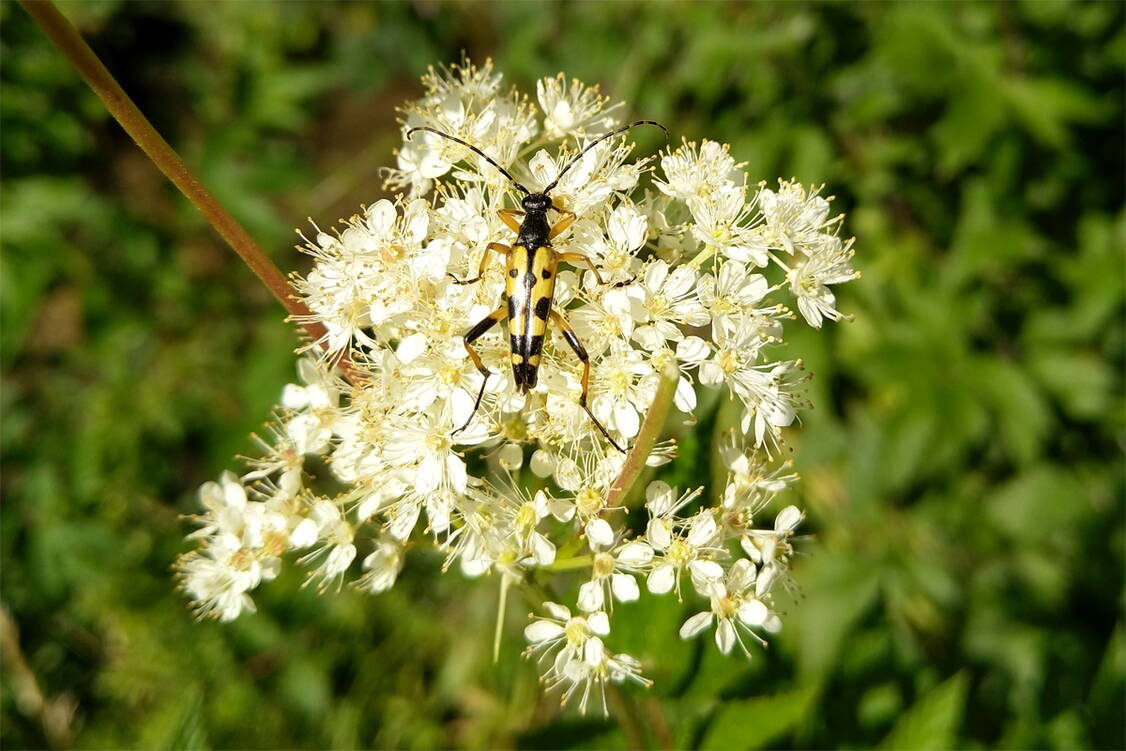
[
  {"left": 406, "top": 127, "right": 530, "bottom": 195},
  {"left": 543, "top": 120, "right": 668, "bottom": 194}
]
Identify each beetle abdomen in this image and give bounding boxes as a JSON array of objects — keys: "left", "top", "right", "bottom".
[{"left": 506, "top": 244, "right": 558, "bottom": 394}]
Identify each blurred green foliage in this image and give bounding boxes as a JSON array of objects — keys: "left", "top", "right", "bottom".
[{"left": 2, "top": 1, "right": 1123, "bottom": 749}]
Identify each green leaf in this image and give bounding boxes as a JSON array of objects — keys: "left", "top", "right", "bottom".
[
  {"left": 163, "top": 689, "right": 209, "bottom": 751},
  {"left": 698, "top": 685, "right": 818, "bottom": 751},
  {"left": 879, "top": 672, "right": 968, "bottom": 751}
]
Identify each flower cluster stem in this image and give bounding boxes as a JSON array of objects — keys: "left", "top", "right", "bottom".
[
  {"left": 606, "top": 364, "right": 679, "bottom": 508},
  {"left": 20, "top": 0, "right": 356, "bottom": 379}
]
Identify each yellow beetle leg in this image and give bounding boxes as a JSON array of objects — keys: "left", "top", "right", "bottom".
[
  {"left": 498, "top": 208, "right": 524, "bottom": 234},
  {"left": 548, "top": 210, "right": 577, "bottom": 240},
  {"left": 549, "top": 309, "right": 625, "bottom": 453},
  {"left": 555, "top": 251, "right": 610, "bottom": 286},
  {"left": 449, "top": 242, "right": 510, "bottom": 285},
  {"left": 557, "top": 251, "right": 636, "bottom": 288}
]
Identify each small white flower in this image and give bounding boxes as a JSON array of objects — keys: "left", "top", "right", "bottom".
[
  {"left": 646, "top": 509, "right": 724, "bottom": 598},
  {"left": 678, "top": 558, "right": 779, "bottom": 656},
  {"left": 788, "top": 234, "right": 858, "bottom": 327},
  {"left": 759, "top": 180, "right": 835, "bottom": 255}
]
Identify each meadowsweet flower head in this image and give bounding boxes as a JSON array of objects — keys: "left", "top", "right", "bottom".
[{"left": 179, "top": 59, "right": 858, "bottom": 712}]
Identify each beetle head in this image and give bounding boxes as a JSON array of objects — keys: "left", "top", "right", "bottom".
[{"left": 521, "top": 193, "right": 553, "bottom": 213}]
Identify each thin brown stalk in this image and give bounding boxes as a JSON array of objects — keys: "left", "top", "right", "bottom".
[
  {"left": 20, "top": 0, "right": 356, "bottom": 380},
  {"left": 606, "top": 364, "right": 679, "bottom": 508}
]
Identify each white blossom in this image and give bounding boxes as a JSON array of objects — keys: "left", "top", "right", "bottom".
[{"left": 180, "top": 59, "right": 857, "bottom": 713}]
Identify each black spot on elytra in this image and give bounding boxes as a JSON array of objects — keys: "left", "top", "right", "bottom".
[
  {"left": 534, "top": 297, "right": 550, "bottom": 320},
  {"left": 542, "top": 268, "right": 553, "bottom": 279},
  {"left": 509, "top": 268, "right": 518, "bottom": 278},
  {"left": 507, "top": 297, "right": 519, "bottom": 319}
]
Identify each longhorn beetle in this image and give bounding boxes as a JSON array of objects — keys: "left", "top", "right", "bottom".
[{"left": 406, "top": 120, "right": 667, "bottom": 452}]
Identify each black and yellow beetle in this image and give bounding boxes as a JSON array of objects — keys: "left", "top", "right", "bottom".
[{"left": 406, "top": 120, "right": 667, "bottom": 452}]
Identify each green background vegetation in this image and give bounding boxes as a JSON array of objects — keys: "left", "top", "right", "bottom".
[{"left": 3, "top": 1, "right": 1123, "bottom": 748}]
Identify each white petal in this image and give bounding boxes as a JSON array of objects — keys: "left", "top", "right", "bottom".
[
  {"left": 679, "top": 611, "right": 713, "bottom": 639},
  {"left": 222, "top": 475, "right": 247, "bottom": 509},
  {"left": 449, "top": 387, "right": 475, "bottom": 430},
  {"left": 289, "top": 519, "right": 318, "bottom": 549},
  {"left": 395, "top": 333, "right": 427, "bottom": 364},
  {"left": 698, "top": 361, "right": 726, "bottom": 387},
  {"left": 676, "top": 335, "right": 711, "bottom": 363},
  {"left": 529, "top": 449, "right": 555, "bottom": 477},
  {"left": 634, "top": 325, "right": 666, "bottom": 351},
  {"left": 647, "top": 519, "right": 672, "bottom": 550},
  {"left": 611, "top": 573, "right": 640, "bottom": 602},
  {"left": 365, "top": 199, "right": 397, "bottom": 235},
  {"left": 544, "top": 602, "right": 571, "bottom": 620},
  {"left": 498, "top": 443, "right": 524, "bottom": 470},
  {"left": 674, "top": 377, "right": 698, "bottom": 412},
  {"left": 643, "top": 260, "right": 670, "bottom": 291},
  {"left": 612, "top": 401, "right": 641, "bottom": 438},
  {"left": 532, "top": 533, "right": 556, "bottom": 566},
  {"left": 281, "top": 384, "right": 309, "bottom": 410},
  {"left": 584, "top": 636, "right": 606, "bottom": 666},
  {"left": 715, "top": 619, "right": 737, "bottom": 654},
  {"left": 756, "top": 565, "right": 777, "bottom": 598},
  {"left": 645, "top": 480, "right": 672, "bottom": 512},
  {"left": 738, "top": 599, "right": 769, "bottom": 626},
  {"left": 585, "top": 518, "right": 614, "bottom": 550},
  {"left": 775, "top": 505, "right": 803, "bottom": 533},
  {"left": 687, "top": 513, "right": 718, "bottom": 547},
  {"left": 741, "top": 536, "right": 765, "bottom": 563},
  {"left": 616, "top": 542, "right": 654, "bottom": 567},
  {"left": 415, "top": 455, "right": 440, "bottom": 493},
  {"left": 578, "top": 580, "right": 605, "bottom": 612},
  {"left": 609, "top": 206, "right": 647, "bottom": 251},
  {"left": 323, "top": 544, "right": 356, "bottom": 577},
  {"left": 587, "top": 611, "right": 611, "bottom": 636},
  {"left": 689, "top": 559, "right": 725, "bottom": 583},
  {"left": 445, "top": 452, "right": 468, "bottom": 494},
  {"left": 525, "top": 620, "right": 565, "bottom": 643},
  {"left": 647, "top": 564, "right": 675, "bottom": 594}
]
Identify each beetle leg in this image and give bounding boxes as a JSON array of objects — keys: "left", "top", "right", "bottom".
[
  {"left": 548, "top": 210, "right": 577, "bottom": 240},
  {"left": 556, "top": 251, "right": 637, "bottom": 289},
  {"left": 449, "top": 242, "right": 510, "bottom": 285},
  {"left": 548, "top": 309, "right": 625, "bottom": 453},
  {"left": 456, "top": 304, "right": 508, "bottom": 434},
  {"left": 498, "top": 209, "right": 524, "bottom": 234}
]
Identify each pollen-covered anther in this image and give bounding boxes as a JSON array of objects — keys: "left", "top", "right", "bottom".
[
  {"left": 228, "top": 548, "right": 254, "bottom": 571},
  {"left": 426, "top": 430, "right": 451, "bottom": 454},
  {"left": 380, "top": 244, "right": 405, "bottom": 263},
  {"left": 666, "top": 539, "right": 693, "bottom": 567},
  {"left": 515, "top": 502, "right": 539, "bottom": 532},
  {"left": 592, "top": 552, "right": 615, "bottom": 579},
  {"left": 438, "top": 362, "right": 461, "bottom": 387},
  {"left": 564, "top": 618, "right": 591, "bottom": 648},
  {"left": 576, "top": 488, "right": 604, "bottom": 517},
  {"left": 716, "top": 595, "right": 738, "bottom": 619},
  {"left": 264, "top": 531, "right": 289, "bottom": 558}
]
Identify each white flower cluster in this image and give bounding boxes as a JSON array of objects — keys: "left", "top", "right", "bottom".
[{"left": 177, "top": 60, "right": 857, "bottom": 713}]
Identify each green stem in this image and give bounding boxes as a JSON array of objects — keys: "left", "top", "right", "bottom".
[
  {"left": 493, "top": 575, "right": 509, "bottom": 663},
  {"left": 20, "top": 0, "right": 357, "bottom": 380},
  {"left": 542, "top": 555, "right": 593, "bottom": 572},
  {"left": 606, "top": 364, "right": 679, "bottom": 508}
]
